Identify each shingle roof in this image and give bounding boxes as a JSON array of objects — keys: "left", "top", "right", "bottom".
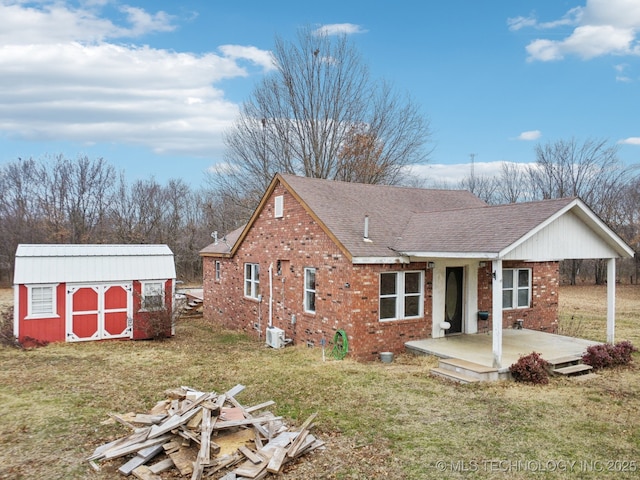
[
  {"left": 199, "top": 174, "right": 634, "bottom": 261},
  {"left": 200, "top": 225, "right": 244, "bottom": 255},
  {"left": 396, "top": 197, "right": 577, "bottom": 255},
  {"left": 279, "top": 174, "right": 487, "bottom": 258}
]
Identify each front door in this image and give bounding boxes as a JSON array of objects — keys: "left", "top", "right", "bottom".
[
  {"left": 445, "top": 267, "right": 464, "bottom": 334},
  {"left": 66, "top": 283, "right": 133, "bottom": 341}
]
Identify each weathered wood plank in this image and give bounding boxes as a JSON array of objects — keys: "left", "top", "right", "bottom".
[
  {"left": 238, "top": 445, "right": 262, "bottom": 464},
  {"left": 148, "top": 408, "right": 200, "bottom": 438},
  {"left": 168, "top": 447, "right": 195, "bottom": 476},
  {"left": 117, "top": 444, "right": 164, "bottom": 475},
  {"left": 266, "top": 446, "right": 287, "bottom": 474},
  {"left": 148, "top": 458, "right": 174, "bottom": 474},
  {"left": 245, "top": 400, "right": 275, "bottom": 414},
  {"left": 131, "top": 465, "right": 162, "bottom": 480},
  {"left": 103, "top": 434, "right": 172, "bottom": 461},
  {"left": 213, "top": 415, "right": 283, "bottom": 430},
  {"left": 286, "top": 412, "right": 317, "bottom": 458}
]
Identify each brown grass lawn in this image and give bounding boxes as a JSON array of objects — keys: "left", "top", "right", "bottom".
[{"left": 0, "top": 285, "right": 639, "bottom": 479}]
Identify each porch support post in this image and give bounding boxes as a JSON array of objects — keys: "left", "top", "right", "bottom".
[
  {"left": 492, "top": 259, "right": 503, "bottom": 368},
  {"left": 607, "top": 258, "right": 616, "bottom": 344}
]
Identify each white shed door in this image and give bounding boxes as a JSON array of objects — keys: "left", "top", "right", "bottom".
[{"left": 66, "top": 283, "right": 133, "bottom": 342}]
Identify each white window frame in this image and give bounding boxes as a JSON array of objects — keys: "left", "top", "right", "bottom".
[
  {"left": 502, "top": 268, "right": 532, "bottom": 309},
  {"left": 141, "top": 281, "right": 164, "bottom": 311},
  {"left": 244, "top": 263, "right": 260, "bottom": 299},
  {"left": 215, "top": 261, "right": 221, "bottom": 281},
  {"left": 379, "top": 271, "right": 424, "bottom": 321},
  {"left": 274, "top": 195, "right": 284, "bottom": 218},
  {"left": 26, "top": 284, "right": 58, "bottom": 319},
  {"left": 304, "top": 267, "right": 316, "bottom": 313}
]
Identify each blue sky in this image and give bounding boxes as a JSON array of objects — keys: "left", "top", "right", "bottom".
[{"left": 1, "top": 0, "right": 639, "bottom": 187}]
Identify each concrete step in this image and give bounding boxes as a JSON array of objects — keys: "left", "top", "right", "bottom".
[
  {"left": 430, "top": 367, "right": 480, "bottom": 384},
  {"left": 547, "top": 354, "right": 582, "bottom": 368},
  {"left": 553, "top": 363, "right": 593, "bottom": 376},
  {"left": 569, "top": 372, "right": 599, "bottom": 382},
  {"left": 438, "top": 358, "right": 500, "bottom": 382}
]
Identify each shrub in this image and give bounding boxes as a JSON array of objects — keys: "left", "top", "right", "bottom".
[
  {"left": 509, "top": 352, "right": 552, "bottom": 385},
  {"left": 0, "top": 306, "right": 20, "bottom": 348},
  {"left": 582, "top": 341, "right": 637, "bottom": 370}
]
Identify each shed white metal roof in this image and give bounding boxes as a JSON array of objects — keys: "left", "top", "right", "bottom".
[{"left": 14, "top": 244, "right": 176, "bottom": 285}]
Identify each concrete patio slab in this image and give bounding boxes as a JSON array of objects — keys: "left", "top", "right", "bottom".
[{"left": 405, "top": 329, "right": 601, "bottom": 371}]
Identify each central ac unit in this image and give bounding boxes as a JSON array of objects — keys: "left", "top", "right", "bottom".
[{"left": 266, "top": 326, "right": 285, "bottom": 349}]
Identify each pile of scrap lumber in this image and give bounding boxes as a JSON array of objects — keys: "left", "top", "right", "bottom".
[{"left": 87, "top": 384, "right": 322, "bottom": 479}]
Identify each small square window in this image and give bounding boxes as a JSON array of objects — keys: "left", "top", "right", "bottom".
[
  {"left": 28, "top": 285, "right": 57, "bottom": 318},
  {"left": 142, "top": 282, "right": 164, "bottom": 310}
]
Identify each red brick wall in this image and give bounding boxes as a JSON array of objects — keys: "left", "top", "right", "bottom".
[
  {"left": 202, "top": 181, "right": 433, "bottom": 361},
  {"left": 477, "top": 261, "right": 559, "bottom": 332}
]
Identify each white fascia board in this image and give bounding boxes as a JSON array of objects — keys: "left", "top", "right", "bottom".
[
  {"left": 351, "top": 256, "right": 411, "bottom": 264},
  {"left": 397, "top": 251, "right": 499, "bottom": 259}
]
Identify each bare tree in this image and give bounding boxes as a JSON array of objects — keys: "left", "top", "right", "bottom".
[
  {"left": 527, "top": 138, "right": 630, "bottom": 284},
  {"left": 494, "top": 162, "right": 534, "bottom": 204},
  {"left": 212, "top": 26, "right": 431, "bottom": 214}
]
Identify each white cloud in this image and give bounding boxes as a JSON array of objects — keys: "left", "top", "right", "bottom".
[
  {"left": 618, "top": 137, "right": 640, "bottom": 145},
  {"left": 412, "top": 161, "right": 534, "bottom": 185},
  {"left": 0, "top": 1, "right": 273, "bottom": 157},
  {"left": 512, "top": 0, "right": 640, "bottom": 62},
  {"left": 517, "top": 130, "right": 542, "bottom": 141},
  {"left": 314, "top": 23, "right": 367, "bottom": 36}
]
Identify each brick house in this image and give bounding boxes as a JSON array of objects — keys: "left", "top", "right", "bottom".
[{"left": 200, "top": 174, "right": 633, "bottom": 363}]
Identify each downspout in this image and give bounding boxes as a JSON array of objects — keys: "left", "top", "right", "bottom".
[{"left": 268, "top": 262, "right": 273, "bottom": 327}]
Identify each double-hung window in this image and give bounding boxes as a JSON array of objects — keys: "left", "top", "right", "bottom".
[
  {"left": 244, "top": 263, "right": 260, "bottom": 299},
  {"left": 304, "top": 267, "right": 316, "bottom": 313},
  {"left": 27, "top": 285, "right": 57, "bottom": 318},
  {"left": 379, "top": 271, "right": 423, "bottom": 321},
  {"left": 503, "top": 268, "right": 531, "bottom": 309},
  {"left": 142, "top": 281, "right": 164, "bottom": 310}
]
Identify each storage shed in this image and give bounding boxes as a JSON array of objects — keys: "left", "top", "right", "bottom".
[{"left": 13, "top": 244, "right": 176, "bottom": 345}]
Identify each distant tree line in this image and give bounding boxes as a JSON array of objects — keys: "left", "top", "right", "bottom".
[
  {"left": 454, "top": 138, "right": 639, "bottom": 285},
  {"left": 0, "top": 138, "right": 637, "bottom": 286},
  {"left": 0, "top": 155, "right": 218, "bottom": 284}
]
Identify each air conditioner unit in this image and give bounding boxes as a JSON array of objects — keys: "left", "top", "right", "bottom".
[{"left": 266, "top": 326, "right": 285, "bottom": 349}]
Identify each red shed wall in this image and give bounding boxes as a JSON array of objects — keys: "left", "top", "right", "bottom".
[
  {"left": 17, "top": 283, "right": 66, "bottom": 344},
  {"left": 132, "top": 279, "right": 174, "bottom": 339}
]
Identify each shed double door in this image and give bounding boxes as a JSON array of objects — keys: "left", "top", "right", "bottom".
[{"left": 66, "top": 283, "right": 133, "bottom": 342}]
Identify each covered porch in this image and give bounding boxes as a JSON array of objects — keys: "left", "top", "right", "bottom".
[
  {"left": 405, "top": 328, "right": 600, "bottom": 374},
  {"left": 397, "top": 198, "right": 634, "bottom": 372}
]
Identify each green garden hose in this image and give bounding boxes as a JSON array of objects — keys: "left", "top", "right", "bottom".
[{"left": 331, "top": 329, "right": 349, "bottom": 360}]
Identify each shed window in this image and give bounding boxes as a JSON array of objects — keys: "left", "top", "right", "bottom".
[
  {"left": 304, "top": 267, "right": 316, "bottom": 313},
  {"left": 503, "top": 268, "right": 531, "bottom": 309},
  {"left": 142, "top": 281, "right": 164, "bottom": 310},
  {"left": 27, "top": 285, "right": 57, "bottom": 318},
  {"left": 244, "top": 263, "right": 260, "bottom": 299},
  {"left": 379, "top": 271, "right": 423, "bottom": 321}
]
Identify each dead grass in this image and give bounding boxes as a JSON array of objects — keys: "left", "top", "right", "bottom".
[{"left": 0, "top": 285, "right": 638, "bottom": 479}]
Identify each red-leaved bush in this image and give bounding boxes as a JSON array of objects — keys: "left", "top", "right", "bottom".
[
  {"left": 582, "top": 341, "right": 637, "bottom": 370},
  {"left": 509, "top": 352, "right": 552, "bottom": 385}
]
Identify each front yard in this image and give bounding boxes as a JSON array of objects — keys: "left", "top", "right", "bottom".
[{"left": 0, "top": 285, "right": 638, "bottom": 479}]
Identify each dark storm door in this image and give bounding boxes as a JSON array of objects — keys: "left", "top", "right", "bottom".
[{"left": 445, "top": 267, "right": 464, "bottom": 334}]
